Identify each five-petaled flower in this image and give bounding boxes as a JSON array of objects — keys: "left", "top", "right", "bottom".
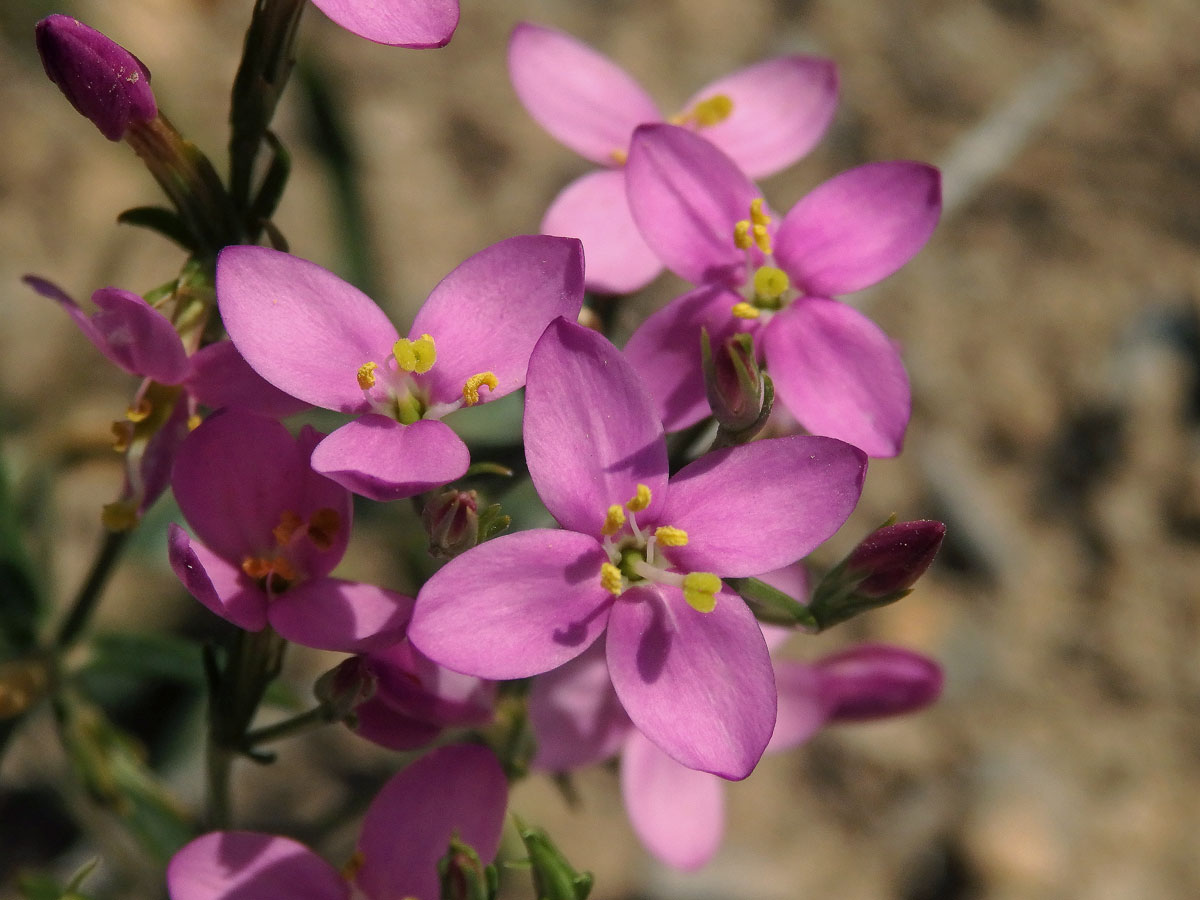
[
  {"left": 623, "top": 124, "right": 942, "bottom": 457},
  {"left": 409, "top": 318, "right": 866, "bottom": 779},
  {"left": 508, "top": 22, "right": 838, "bottom": 294},
  {"left": 217, "top": 235, "right": 585, "bottom": 501}
]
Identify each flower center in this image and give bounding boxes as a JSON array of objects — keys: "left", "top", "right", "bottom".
[
  {"left": 597, "top": 483, "right": 721, "bottom": 613},
  {"left": 729, "top": 198, "right": 795, "bottom": 322},
  {"left": 355, "top": 333, "right": 497, "bottom": 424},
  {"left": 240, "top": 506, "right": 342, "bottom": 594}
]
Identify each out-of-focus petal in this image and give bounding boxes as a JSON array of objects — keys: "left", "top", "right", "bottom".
[
  {"left": 660, "top": 435, "right": 867, "bottom": 576},
  {"left": 622, "top": 285, "right": 747, "bottom": 431},
  {"left": 509, "top": 22, "right": 659, "bottom": 165},
  {"left": 529, "top": 639, "right": 632, "bottom": 771},
  {"left": 309, "top": 416, "right": 469, "bottom": 502},
  {"left": 621, "top": 730, "right": 725, "bottom": 871},
  {"left": 815, "top": 644, "right": 944, "bottom": 722},
  {"left": 626, "top": 124, "right": 758, "bottom": 287},
  {"left": 217, "top": 245, "right": 396, "bottom": 413},
  {"left": 309, "top": 0, "right": 458, "bottom": 48},
  {"left": 688, "top": 56, "right": 838, "bottom": 178},
  {"left": 186, "top": 341, "right": 310, "bottom": 418},
  {"left": 606, "top": 586, "right": 774, "bottom": 780},
  {"left": 525, "top": 318, "right": 668, "bottom": 536},
  {"left": 541, "top": 170, "right": 662, "bottom": 295},
  {"left": 765, "top": 661, "right": 828, "bottom": 753},
  {"left": 167, "top": 831, "right": 347, "bottom": 900},
  {"left": 368, "top": 641, "right": 495, "bottom": 728},
  {"left": 167, "top": 524, "right": 266, "bottom": 631},
  {"left": 774, "top": 161, "right": 941, "bottom": 296},
  {"left": 268, "top": 578, "right": 413, "bottom": 653},
  {"left": 355, "top": 745, "right": 507, "bottom": 900},
  {"left": 410, "top": 235, "right": 585, "bottom": 404},
  {"left": 763, "top": 299, "right": 910, "bottom": 458},
  {"left": 409, "top": 529, "right": 612, "bottom": 680},
  {"left": 350, "top": 696, "right": 443, "bottom": 752}
]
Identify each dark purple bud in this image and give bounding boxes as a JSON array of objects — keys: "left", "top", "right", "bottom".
[
  {"left": 702, "top": 329, "right": 770, "bottom": 437},
  {"left": 35, "top": 15, "right": 157, "bottom": 141},
  {"left": 314, "top": 655, "right": 377, "bottom": 721},
  {"left": 422, "top": 489, "right": 480, "bottom": 559},
  {"left": 815, "top": 644, "right": 943, "bottom": 722},
  {"left": 846, "top": 519, "right": 946, "bottom": 599}
]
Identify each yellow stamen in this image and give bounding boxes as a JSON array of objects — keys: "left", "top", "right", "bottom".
[
  {"left": 187, "top": 413, "right": 202, "bottom": 431},
  {"left": 602, "top": 504, "right": 626, "bottom": 537},
  {"left": 682, "top": 572, "right": 722, "bottom": 613},
  {"left": 600, "top": 562, "right": 624, "bottom": 596},
  {"left": 752, "top": 223, "right": 772, "bottom": 254},
  {"left": 241, "top": 553, "right": 298, "bottom": 584},
  {"left": 610, "top": 148, "right": 628, "bottom": 165},
  {"left": 393, "top": 333, "right": 437, "bottom": 374},
  {"left": 731, "top": 302, "right": 761, "bottom": 320},
  {"left": 306, "top": 508, "right": 342, "bottom": 551},
  {"left": 654, "top": 526, "right": 689, "bottom": 547},
  {"left": 626, "top": 483, "right": 652, "bottom": 512},
  {"left": 462, "top": 371, "right": 499, "bottom": 406},
  {"left": 126, "top": 398, "right": 153, "bottom": 423},
  {"left": 273, "top": 510, "right": 304, "bottom": 546},
  {"left": 101, "top": 500, "right": 138, "bottom": 532},
  {"left": 111, "top": 421, "right": 132, "bottom": 452},
  {"left": 691, "top": 94, "right": 734, "bottom": 127},
  {"left": 753, "top": 266, "right": 790, "bottom": 299},
  {"left": 341, "top": 850, "right": 365, "bottom": 882},
  {"left": 357, "top": 361, "right": 379, "bottom": 390},
  {"left": 733, "top": 219, "right": 753, "bottom": 250}
]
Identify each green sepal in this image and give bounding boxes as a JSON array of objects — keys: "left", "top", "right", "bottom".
[
  {"left": 515, "top": 819, "right": 593, "bottom": 900},
  {"left": 726, "top": 576, "right": 819, "bottom": 629},
  {"left": 438, "top": 836, "right": 499, "bottom": 900},
  {"left": 0, "top": 449, "right": 41, "bottom": 660},
  {"left": 246, "top": 131, "right": 291, "bottom": 231},
  {"left": 116, "top": 205, "right": 197, "bottom": 252}
]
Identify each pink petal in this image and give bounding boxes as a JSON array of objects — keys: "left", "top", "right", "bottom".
[
  {"left": 508, "top": 22, "right": 659, "bottom": 165},
  {"left": 167, "top": 525, "right": 266, "bottom": 630},
  {"left": 765, "top": 661, "right": 828, "bottom": 753},
  {"left": 688, "top": 56, "right": 838, "bottom": 178},
  {"left": 185, "top": 341, "right": 310, "bottom": 418},
  {"left": 309, "top": 0, "right": 458, "bottom": 48},
  {"left": 541, "top": 170, "right": 662, "bottom": 295},
  {"left": 309, "top": 416, "right": 469, "bottom": 502},
  {"left": 529, "top": 639, "right": 632, "bottom": 771},
  {"left": 268, "top": 578, "right": 413, "bottom": 652},
  {"left": 409, "top": 529, "right": 613, "bottom": 680},
  {"left": 350, "top": 696, "right": 443, "bottom": 752},
  {"left": 762, "top": 299, "right": 911, "bottom": 457},
  {"left": 625, "top": 124, "right": 759, "bottom": 287},
  {"left": 167, "top": 831, "right": 347, "bottom": 900},
  {"left": 216, "top": 245, "right": 397, "bottom": 413},
  {"left": 606, "top": 585, "right": 774, "bottom": 780},
  {"left": 621, "top": 730, "right": 725, "bottom": 871},
  {"left": 660, "top": 435, "right": 867, "bottom": 576},
  {"left": 525, "top": 318, "right": 668, "bottom": 537},
  {"left": 409, "top": 235, "right": 585, "bottom": 405},
  {"left": 622, "top": 285, "right": 747, "bottom": 431},
  {"left": 356, "top": 745, "right": 507, "bottom": 900},
  {"left": 367, "top": 641, "right": 495, "bottom": 728},
  {"left": 774, "top": 161, "right": 942, "bottom": 296}
]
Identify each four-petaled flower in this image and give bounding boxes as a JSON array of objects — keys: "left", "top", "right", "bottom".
[{"left": 409, "top": 318, "right": 866, "bottom": 779}]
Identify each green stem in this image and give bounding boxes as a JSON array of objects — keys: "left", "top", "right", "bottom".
[
  {"left": 53, "top": 528, "right": 131, "bottom": 650},
  {"left": 243, "top": 703, "right": 333, "bottom": 748}
]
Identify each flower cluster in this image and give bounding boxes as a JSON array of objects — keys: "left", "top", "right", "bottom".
[{"left": 27, "top": 8, "right": 948, "bottom": 898}]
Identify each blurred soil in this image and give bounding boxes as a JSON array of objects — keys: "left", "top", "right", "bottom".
[{"left": 2, "top": 0, "right": 1200, "bottom": 898}]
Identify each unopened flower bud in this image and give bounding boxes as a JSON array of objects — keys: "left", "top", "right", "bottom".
[
  {"left": 702, "top": 329, "right": 769, "bottom": 439},
  {"left": 314, "top": 656, "right": 376, "bottom": 723},
  {"left": 517, "top": 820, "right": 594, "bottom": 900},
  {"left": 438, "top": 835, "right": 499, "bottom": 900},
  {"left": 423, "top": 489, "right": 481, "bottom": 559},
  {"left": 845, "top": 519, "right": 946, "bottom": 599},
  {"left": 815, "top": 644, "right": 943, "bottom": 722},
  {"left": 35, "top": 15, "right": 157, "bottom": 141}
]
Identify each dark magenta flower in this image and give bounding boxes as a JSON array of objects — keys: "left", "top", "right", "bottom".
[
  {"left": 217, "top": 236, "right": 585, "bottom": 501},
  {"left": 409, "top": 319, "right": 866, "bottom": 780},
  {"left": 35, "top": 14, "right": 157, "bottom": 141},
  {"left": 623, "top": 124, "right": 941, "bottom": 457},
  {"left": 167, "top": 744, "right": 507, "bottom": 900},
  {"left": 168, "top": 410, "right": 411, "bottom": 651},
  {"left": 509, "top": 22, "right": 837, "bottom": 294},
  {"left": 311, "top": 0, "right": 458, "bottom": 48}
]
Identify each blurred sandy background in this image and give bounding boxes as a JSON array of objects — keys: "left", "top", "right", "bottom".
[{"left": 2, "top": 0, "right": 1200, "bottom": 898}]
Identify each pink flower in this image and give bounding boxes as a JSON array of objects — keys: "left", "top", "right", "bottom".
[
  {"left": 623, "top": 124, "right": 942, "bottom": 457},
  {"left": 217, "top": 236, "right": 585, "bottom": 501},
  {"left": 310, "top": 0, "right": 458, "bottom": 48},
  {"left": 508, "top": 22, "right": 838, "bottom": 294},
  {"left": 408, "top": 318, "right": 866, "bottom": 780},
  {"left": 167, "top": 744, "right": 507, "bottom": 900},
  {"left": 168, "top": 410, "right": 412, "bottom": 651}
]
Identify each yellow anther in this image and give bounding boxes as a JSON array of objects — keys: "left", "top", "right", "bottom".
[
  {"left": 341, "top": 850, "right": 365, "bottom": 882},
  {"left": 357, "top": 361, "right": 379, "bottom": 390},
  {"left": 752, "top": 223, "right": 772, "bottom": 254},
  {"left": 626, "top": 483, "right": 652, "bottom": 512},
  {"left": 753, "top": 266, "right": 790, "bottom": 299},
  {"left": 393, "top": 333, "right": 437, "bottom": 374},
  {"left": 733, "top": 219, "right": 753, "bottom": 250},
  {"left": 187, "top": 414, "right": 202, "bottom": 431},
  {"left": 462, "top": 371, "right": 499, "bottom": 406},
  {"left": 101, "top": 500, "right": 139, "bottom": 532},
  {"left": 749, "top": 198, "right": 770, "bottom": 227},
  {"left": 111, "top": 421, "right": 132, "bottom": 452},
  {"left": 273, "top": 510, "right": 304, "bottom": 546},
  {"left": 654, "top": 526, "right": 689, "bottom": 547},
  {"left": 306, "top": 508, "right": 343, "bottom": 551},
  {"left": 682, "top": 572, "right": 722, "bottom": 613},
  {"left": 610, "top": 148, "right": 628, "bottom": 165},
  {"left": 731, "top": 302, "right": 761, "bottom": 320},
  {"left": 692, "top": 94, "right": 734, "bottom": 127},
  {"left": 602, "top": 504, "right": 627, "bottom": 537},
  {"left": 600, "top": 562, "right": 624, "bottom": 596},
  {"left": 241, "top": 553, "right": 298, "bottom": 584},
  {"left": 126, "top": 398, "right": 153, "bottom": 423}
]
